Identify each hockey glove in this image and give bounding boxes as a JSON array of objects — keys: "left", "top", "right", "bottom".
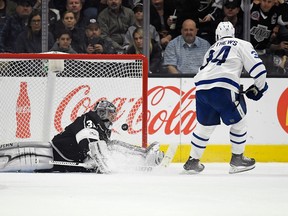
[{"left": 245, "top": 82, "right": 268, "bottom": 101}]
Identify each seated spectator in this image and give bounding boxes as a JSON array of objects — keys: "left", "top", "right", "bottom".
[
  {"left": 211, "top": 0, "right": 243, "bottom": 44},
  {"left": 53, "top": 11, "right": 85, "bottom": 53},
  {"left": 14, "top": 10, "right": 54, "bottom": 53},
  {"left": 126, "top": 27, "right": 163, "bottom": 74},
  {"left": 244, "top": 0, "right": 280, "bottom": 54},
  {"left": 163, "top": 19, "right": 210, "bottom": 74},
  {"left": 197, "top": 0, "right": 223, "bottom": 44},
  {"left": 0, "top": 0, "right": 33, "bottom": 52},
  {"left": 65, "top": 0, "right": 87, "bottom": 29},
  {"left": 31, "top": 0, "right": 60, "bottom": 32},
  {"left": 268, "top": 2, "right": 288, "bottom": 74},
  {"left": 150, "top": 0, "right": 177, "bottom": 50},
  {"left": 79, "top": 18, "right": 116, "bottom": 54},
  {"left": 49, "top": 28, "right": 77, "bottom": 53},
  {"left": 123, "top": 3, "right": 160, "bottom": 49},
  {"left": 97, "top": 0, "right": 135, "bottom": 53},
  {"left": 173, "top": 0, "right": 201, "bottom": 38}
]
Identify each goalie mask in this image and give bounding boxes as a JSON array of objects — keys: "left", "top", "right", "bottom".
[
  {"left": 215, "top": 21, "right": 235, "bottom": 41},
  {"left": 94, "top": 100, "right": 117, "bottom": 129}
]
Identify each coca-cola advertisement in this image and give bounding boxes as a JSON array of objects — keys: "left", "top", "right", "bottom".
[{"left": 0, "top": 77, "right": 287, "bottom": 146}]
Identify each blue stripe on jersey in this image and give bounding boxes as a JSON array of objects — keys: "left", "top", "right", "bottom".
[
  {"left": 248, "top": 62, "right": 267, "bottom": 78},
  {"left": 254, "top": 70, "right": 267, "bottom": 79},
  {"left": 195, "top": 77, "right": 240, "bottom": 89}
]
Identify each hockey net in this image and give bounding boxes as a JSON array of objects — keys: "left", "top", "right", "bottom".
[{"left": 0, "top": 53, "right": 148, "bottom": 147}]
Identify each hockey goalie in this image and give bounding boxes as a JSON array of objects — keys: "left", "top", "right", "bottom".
[{"left": 0, "top": 100, "right": 164, "bottom": 173}]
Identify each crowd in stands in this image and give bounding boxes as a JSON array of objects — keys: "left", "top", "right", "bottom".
[{"left": 0, "top": 0, "right": 287, "bottom": 75}]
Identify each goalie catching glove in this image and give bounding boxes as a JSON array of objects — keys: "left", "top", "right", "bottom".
[{"left": 245, "top": 82, "right": 268, "bottom": 101}]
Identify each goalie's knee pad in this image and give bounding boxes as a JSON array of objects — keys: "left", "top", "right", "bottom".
[{"left": 0, "top": 142, "right": 53, "bottom": 172}]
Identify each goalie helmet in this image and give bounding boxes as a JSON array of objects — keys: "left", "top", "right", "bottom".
[
  {"left": 94, "top": 100, "right": 117, "bottom": 129},
  {"left": 215, "top": 21, "right": 235, "bottom": 41}
]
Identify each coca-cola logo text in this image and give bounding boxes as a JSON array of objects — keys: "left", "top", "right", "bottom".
[{"left": 54, "top": 85, "right": 197, "bottom": 135}]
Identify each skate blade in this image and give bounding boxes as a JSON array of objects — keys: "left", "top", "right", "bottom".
[
  {"left": 181, "top": 169, "right": 204, "bottom": 175},
  {"left": 229, "top": 165, "right": 255, "bottom": 174}
]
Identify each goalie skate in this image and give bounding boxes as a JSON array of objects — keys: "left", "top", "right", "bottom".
[
  {"left": 183, "top": 156, "right": 205, "bottom": 174},
  {"left": 229, "top": 153, "right": 255, "bottom": 174}
]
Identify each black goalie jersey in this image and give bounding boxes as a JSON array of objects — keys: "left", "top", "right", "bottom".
[{"left": 51, "top": 111, "right": 111, "bottom": 171}]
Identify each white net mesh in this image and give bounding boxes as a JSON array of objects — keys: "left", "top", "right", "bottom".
[{"left": 0, "top": 53, "right": 148, "bottom": 147}]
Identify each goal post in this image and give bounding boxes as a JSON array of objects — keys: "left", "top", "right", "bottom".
[{"left": 0, "top": 53, "right": 148, "bottom": 147}]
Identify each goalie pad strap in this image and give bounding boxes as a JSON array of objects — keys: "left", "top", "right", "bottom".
[{"left": 0, "top": 142, "right": 53, "bottom": 172}]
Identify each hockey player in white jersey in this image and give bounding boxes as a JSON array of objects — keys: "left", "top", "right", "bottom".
[{"left": 183, "top": 21, "right": 268, "bottom": 174}]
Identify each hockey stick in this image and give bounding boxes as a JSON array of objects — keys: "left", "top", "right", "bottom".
[
  {"left": 159, "top": 143, "right": 178, "bottom": 167},
  {"left": 49, "top": 160, "right": 94, "bottom": 169},
  {"left": 49, "top": 160, "right": 155, "bottom": 172}
]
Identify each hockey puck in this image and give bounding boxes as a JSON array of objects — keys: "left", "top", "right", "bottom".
[{"left": 121, "top": 123, "right": 128, "bottom": 131}]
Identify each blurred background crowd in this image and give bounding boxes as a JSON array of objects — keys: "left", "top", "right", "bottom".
[{"left": 0, "top": 0, "right": 287, "bottom": 76}]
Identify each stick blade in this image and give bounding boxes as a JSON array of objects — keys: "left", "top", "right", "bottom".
[{"left": 159, "top": 143, "right": 178, "bottom": 167}]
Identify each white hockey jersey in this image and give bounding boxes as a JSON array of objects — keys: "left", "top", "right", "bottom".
[{"left": 194, "top": 37, "right": 267, "bottom": 93}]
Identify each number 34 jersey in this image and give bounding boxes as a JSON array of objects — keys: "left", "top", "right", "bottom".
[{"left": 194, "top": 37, "right": 267, "bottom": 93}]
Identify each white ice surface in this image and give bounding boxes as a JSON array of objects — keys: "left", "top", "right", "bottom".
[{"left": 0, "top": 163, "right": 287, "bottom": 216}]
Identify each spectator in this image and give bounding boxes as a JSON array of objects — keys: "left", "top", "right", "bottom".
[
  {"left": 150, "top": 0, "right": 176, "bottom": 50},
  {"left": 79, "top": 18, "right": 116, "bottom": 54},
  {"left": 14, "top": 9, "right": 54, "bottom": 53},
  {"left": 66, "top": 0, "right": 87, "bottom": 28},
  {"left": 243, "top": 0, "right": 284, "bottom": 74},
  {"left": 97, "top": 0, "right": 135, "bottom": 53},
  {"left": 211, "top": 0, "right": 243, "bottom": 44},
  {"left": 123, "top": 3, "right": 160, "bottom": 49},
  {"left": 126, "top": 27, "right": 163, "bottom": 74},
  {"left": 49, "top": 29, "right": 77, "bottom": 53},
  {"left": 173, "top": 0, "right": 201, "bottom": 38},
  {"left": 198, "top": 0, "right": 223, "bottom": 44},
  {"left": 31, "top": 0, "right": 60, "bottom": 33},
  {"left": 268, "top": 2, "right": 288, "bottom": 74},
  {"left": 245, "top": 0, "right": 280, "bottom": 54},
  {"left": 53, "top": 11, "right": 85, "bottom": 53},
  {"left": 163, "top": 19, "right": 210, "bottom": 74},
  {"left": 0, "top": 0, "right": 33, "bottom": 52}
]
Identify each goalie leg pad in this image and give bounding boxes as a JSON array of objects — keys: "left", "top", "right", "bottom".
[
  {"left": 0, "top": 142, "right": 53, "bottom": 172},
  {"left": 87, "top": 141, "right": 111, "bottom": 173}
]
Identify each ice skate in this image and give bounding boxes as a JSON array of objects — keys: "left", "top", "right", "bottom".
[
  {"left": 183, "top": 156, "right": 205, "bottom": 173},
  {"left": 229, "top": 153, "right": 255, "bottom": 174},
  {"left": 145, "top": 142, "right": 164, "bottom": 166}
]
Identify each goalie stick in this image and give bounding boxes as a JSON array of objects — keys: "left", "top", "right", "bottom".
[
  {"left": 49, "top": 160, "right": 94, "bottom": 169},
  {"left": 49, "top": 160, "right": 154, "bottom": 172},
  {"left": 159, "top": 143, "right": 178, "bottom": 168}
]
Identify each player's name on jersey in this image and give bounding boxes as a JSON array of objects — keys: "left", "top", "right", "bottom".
[{"left": 215, "top": 40, "right": 238, "bottom": 47}]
